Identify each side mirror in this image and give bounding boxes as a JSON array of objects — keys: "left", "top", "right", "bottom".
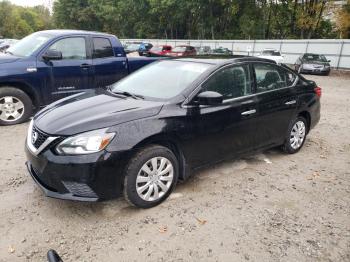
[
  {"left": 196, "top": 91, "right": 223, "bottom": 106},
  {"left": 47, "top": 249, "right": 63, "bottom": 262},
  {"left": 42, "top": 50, "right": 62, "bottom": 61}
]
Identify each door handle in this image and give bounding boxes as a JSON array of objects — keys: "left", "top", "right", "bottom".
[
  {"left": 241, "top": 109, "right": 256, "bottom": 116},
  {"left": 80, "top": 63, "right": 92, "bottom": 69},
  {"left": 285, "top": 100, "right": 296, "bottom": 105}
]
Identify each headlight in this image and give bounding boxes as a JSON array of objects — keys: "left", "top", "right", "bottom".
[{"left": 56, "top": 128, "right": 115, "bottom": 155}]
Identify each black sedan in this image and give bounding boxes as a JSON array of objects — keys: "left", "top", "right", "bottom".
[
  {"left": 25, "top": 57, "right": 321, "bottom": 208},
  {"left": 295, "top": 53, "right": 331, "bottom": 75}
]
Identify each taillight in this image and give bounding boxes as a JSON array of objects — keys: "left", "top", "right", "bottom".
[{"left": 314, "top": 87, "right": 322, "bottom": 98}]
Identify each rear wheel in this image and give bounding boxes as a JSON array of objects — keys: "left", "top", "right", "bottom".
[
  {"left": 123, "top": 145, "right": 179, "bottom": 208},
  {"left": 282, "top": 116, "right": 307, "bottom": 154},
  {"left": 0, "top": 87, "right": 33, "bottom": 125}
]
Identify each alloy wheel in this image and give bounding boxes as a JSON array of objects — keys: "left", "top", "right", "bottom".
[
  {"left": 0, "top": 96, "right": 25, "bottom": 122},
  {"left": 290, "top": 120, "right": 306, "bottom": 150},
  {"left": 136, "top": 157, "right": 174, "bottom": 202}
]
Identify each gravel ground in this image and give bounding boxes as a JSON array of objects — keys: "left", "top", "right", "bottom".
[{"left": 0, "top": 73, "right": 349, "bottom": 262}]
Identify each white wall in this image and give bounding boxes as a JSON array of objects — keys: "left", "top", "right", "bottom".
[{"left": 121, "top": 39, "right": 350, "bottom": 69}]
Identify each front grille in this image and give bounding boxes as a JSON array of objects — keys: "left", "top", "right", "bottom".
[
  {"left": 62, "top": 181, "right": 98, "bottom": 198},
  {"left": 32, "top": 126, "right": 49, "bottom": 149}
]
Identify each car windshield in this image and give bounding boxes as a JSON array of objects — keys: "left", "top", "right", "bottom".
[
  {"left": 172, "top": 47, "right": 186, "bottom": 52},
  {"left": 111, "top": 60, "right": 211, "bottom": 99},
  {"left": 262, "top": 50, "right": 281, "bottom": 56},
  {"left": 303, "top": 54, "right": 327, "bottom": 62},
  {"left": 7, "top": 32, "right": 54, "bottom": 57}
]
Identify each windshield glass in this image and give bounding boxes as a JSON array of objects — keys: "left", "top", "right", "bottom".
[
  {"left": 303, "top": 54, "right": 327, "bottom": 62},
  {"left": 7, "top": 32, "right": 54, "bottom": 57},
  {"left": 262, "top": 50, "right": 281, "bottom": 56},
  {"left": 172, "top": 47, "right": 186, "bottom": 52},
  {"left": 111, "top": 60, "right": 211, "bottom": 99}
]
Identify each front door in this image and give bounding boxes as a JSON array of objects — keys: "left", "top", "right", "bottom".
[
  {"left": 183, "top": 63, "right": 259, "bottom": 167},
  {"left": 41, "top": 36, "right": 92, "bottom": 102}
]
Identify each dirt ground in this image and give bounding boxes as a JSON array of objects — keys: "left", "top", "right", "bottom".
[{"left": 0, "top": 73, "right": 349, "bottom": 262}]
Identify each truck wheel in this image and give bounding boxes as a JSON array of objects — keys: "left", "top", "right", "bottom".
[{"left": 0, "top": 87, "right": 33, "bottom": 125}]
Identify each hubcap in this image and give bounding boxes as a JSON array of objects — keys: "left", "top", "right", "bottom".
[
  {"left": 136, "top": 157, "right": 174, "bottom": 202},
  {"left": 0, "top": 96, "right": 24, "bottom": 122},
  {"left": 290, "top": 120, "right": 306, "bottom": 150}
]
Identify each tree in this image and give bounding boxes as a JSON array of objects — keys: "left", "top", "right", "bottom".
[{"left": 335, "top": 0, "right": 350, "bottom": 38}]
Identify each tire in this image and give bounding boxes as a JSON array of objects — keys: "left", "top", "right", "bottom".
[
  {"left": 0, "top": 87, "right": 33, "bottom": 126},
  {"left": 282, "top": 116, "right": 308, "bottom": 154},
  {"left": 123, "top": 144, "right": 179, "bottom": 208}
]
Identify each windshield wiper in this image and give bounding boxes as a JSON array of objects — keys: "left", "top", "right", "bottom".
[
  {"left": 5, "top": 50, "right": 13, "bottom": 55},
  {"left": 109, "top": 88, "right": 144, "bottom": 100}
]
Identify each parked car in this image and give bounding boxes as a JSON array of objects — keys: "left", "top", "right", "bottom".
[
  {"left": 211, "top": 47, "right": 233, "bottom": 55},
  {"left": 294, "top": 53, "right": 331, "bottom": 75},
  {"left": 167, "top": 45, "right": 196, "bottom": 57},
  {"left": 195, "top": 46, "right": 212, "bottom": 55},
  {"left": 25, "top": 56, "right": 321, "bottom": 208},
  {"left": 148, "top": 45, "right": 172, "bottom": 56},
  {"left": 0, "top": 39, "right": 18, "bottom": 52},
  {"left": 124, "top": 42, "right": 153, "bottom": 56},
  {"left": 123, "top": 42, "right": 142, "bottom": 53},
  {"left": 0, "top": 30, "right": 162, "bottom": 125},
  {"left": 257, "top": 48, "right": 284, "bottom": 64}
]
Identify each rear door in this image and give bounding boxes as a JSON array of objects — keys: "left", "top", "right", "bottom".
[
  {"left": 43, "top": 36, "right": 93, "bottom": 102},
  {"left": 253, "top": 63, "right": 298, "bottom": 148},
  {"left": 183, "top": 63, "right": 260, "bottom": 167},
  {"left": 91, "top": 37, "right": 128, "bottom": 88}
]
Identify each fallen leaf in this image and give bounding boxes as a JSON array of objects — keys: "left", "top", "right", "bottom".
[
  {"left": 8, "top": 246, "right": 15, "bottom": 253},
  {"left": 158, "top": 226, "right": 167, "bottom": 233},
  {"left": 195, "top": 217, "right": 207, "bottom": 225}
]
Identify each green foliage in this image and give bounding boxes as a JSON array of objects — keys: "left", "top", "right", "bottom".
[
  {"left": 0, "top": 0, "right": 52, "bottom": 39},
  {"left": 0, "top": 0, "right": 346, "bottom": 39}
]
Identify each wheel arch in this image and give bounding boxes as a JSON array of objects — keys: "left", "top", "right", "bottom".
[
  {"left": 298, "top": 111, "right": 311, "bottom": 133},
  {"left": 0, "top": 81, "right": 41, "bottom": 109},
  {"left": 132, "top": 133, "right": 187, "bottom": 181}
]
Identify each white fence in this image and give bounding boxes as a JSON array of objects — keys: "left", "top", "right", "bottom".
[{"left": 121, "top": 39, "right": 350, "bottom": 69}]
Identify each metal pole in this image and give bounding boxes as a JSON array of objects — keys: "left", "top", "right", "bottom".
[
  {"left": 252, "top": 40, "right": 256, "bottom": 56},
  {"left": 336, "top": 41, "right": 344, "bottom": 70},
  {"left": 279, "top": 40, "right": 283, "bottom": 52},
  {"left": 305, "top": 41, "right": 309, "bottom": 53}
]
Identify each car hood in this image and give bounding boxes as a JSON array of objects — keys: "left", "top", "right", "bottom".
[
  {"left": 0, "top": 53, "right": 22, "bottom": 64},
  {"left": 34, "top": 89, "right": 164, "bottom": 136}
]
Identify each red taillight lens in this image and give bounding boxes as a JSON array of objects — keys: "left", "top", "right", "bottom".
[{"left": 314, "top": 87, "right": 322, "bottom": 98}]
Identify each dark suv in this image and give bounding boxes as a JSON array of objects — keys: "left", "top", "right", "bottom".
[{"left": 25, "top": 56, "right": 321, "bottom": 208}]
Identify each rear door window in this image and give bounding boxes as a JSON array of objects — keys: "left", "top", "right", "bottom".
[
  {"left": 93, "top": 37, "right": 114, "bottom": 58},
  {"left": 254, "top": 63, "right": 296, "bottom": 92}
]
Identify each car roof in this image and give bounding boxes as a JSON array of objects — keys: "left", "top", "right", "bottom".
[
  {"left": 36, "top": 29, "right": 115, "bottom": 37},
  {"left": 173, "top": 56, "right": 277, "bottom": 65}
]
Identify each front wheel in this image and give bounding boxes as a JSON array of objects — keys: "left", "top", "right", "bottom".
[
  {"left": 282, "top": 117, "right": 308, "bottom": 154},
  {"left": 0, "top": 87, "right": 33, "bottom": 125},
  {"left": 123, "top": 145, "right": 179, "bottom": 208}
]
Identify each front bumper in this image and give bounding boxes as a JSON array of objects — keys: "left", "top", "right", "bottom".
[
  {"left": 300, "top": 66, "right": 330, "bottom": 75},
  {"left": 25, "top": 143, "right": 130, "bottom": 201}
]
